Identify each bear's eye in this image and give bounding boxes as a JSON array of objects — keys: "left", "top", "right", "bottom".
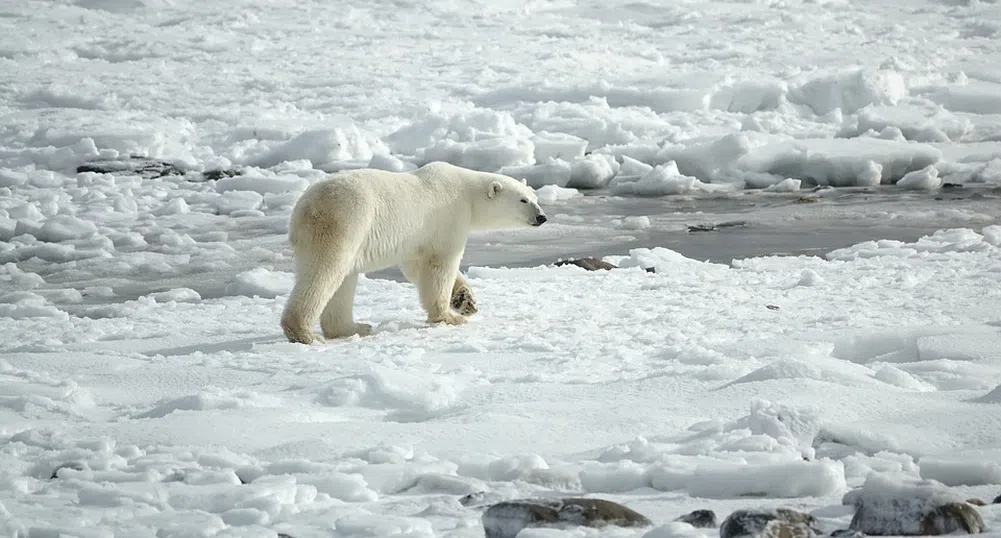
[{"left": 520, "top": 198, "right": 528, "bottom": 204}]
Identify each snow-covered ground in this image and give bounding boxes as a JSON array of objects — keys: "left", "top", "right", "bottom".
[{"left": 3, "top": 0, "right": 1001, "bottom": 536}]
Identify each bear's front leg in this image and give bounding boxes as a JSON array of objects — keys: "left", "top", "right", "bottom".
[
  {"left": 408, "top": 256, "right": 467, "bottom": 326},
  {"left": 450, "top": 273, "right": 478, "bottom": 316}
]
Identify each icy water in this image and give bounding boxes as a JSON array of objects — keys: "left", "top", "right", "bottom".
[
  {"left": 404, "top": 184, "right": 1001, "bottom": 274},
  {"left": 37, "top": 185, "right": 998, "bottom": 307}
]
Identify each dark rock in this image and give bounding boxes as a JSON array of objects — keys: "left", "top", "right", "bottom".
[
  {"left": 675, "top": 509, "right": 717, "bottom": 528},
  {"left": 720, "top": 508, "right": 820, "bottom": 538},
  {"left": 482, "top": 498, "right": 652, "bottom": 538},
  {"left": 942, "top": 183, "right": 963, "bottom": 189},
  {"left": 203, "top": 168, "right": 242, "bottom": 181},
  {"left": 830, "top": 530, "right": 865, "bottom": 538},
  {"left": 796, "top": 196, "right": 820, "bottom": 204},
  {"left": 993, "top": 494, "right": 1001, "bottom": 504},
  {"left": 460, "top": 491, "right": 488, "bottom": 507},
  {"left": 849, "top": 500, "right": 984, "bottom": 535},
  {"left": 50, "top": 461, "right": 86, "bottom": 479},
  {"left": 766, "top": 304, "right": 780, "bottom": 311},
  {"left": 844, "top": 475, "right": 985, "bottom": 536},
  {"left": 919, "top": 503, "right": 984, "bottom": 535},
  {"left": 688, "top": 220, "right": 748, "bottom": 233},
  {"left": 554, "top": 257, "right": 617, "bottom": 271},
  {"left": 77, "top": 156, "right": 185, "bottom": 179},
  {"left": 277, "top": 534, "right": 294, "bottom": 538}
]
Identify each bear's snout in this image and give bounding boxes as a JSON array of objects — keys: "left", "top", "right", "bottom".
[{"left": 534, "top": 214, "right": 547, "bottom": 226}]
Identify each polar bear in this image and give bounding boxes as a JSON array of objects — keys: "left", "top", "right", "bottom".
[{"left": 280, "top": 161, "right": 548, "bottom": 344}]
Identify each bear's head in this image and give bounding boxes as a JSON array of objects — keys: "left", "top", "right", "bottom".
[{"left": 475, "top": 174, "right": 547, "bottom": 230}]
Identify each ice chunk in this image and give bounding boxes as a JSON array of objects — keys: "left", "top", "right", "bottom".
[
  {"left": 531, "top": 132, "right": 588, "bottom": 162},
  {"left": 216, "top": 191, "right": 264, "bottom": 215},
  {"left": 215, "top": 174, "right": 310, "bottom": 195},
  {"left": 567, "top": 153, "right": 619, "bottom": 189},
  {"left": 500, "top": 159, "right": 572, "bottom": 188},
  {"left": 789, "top": 68, "right": 907, "bottom": 115},
  {"left": 896, "top": 165, "right": 942, "bottom": 190},
  {"left": 35, "top": 215, "right": 99, "bottom": 242},
  {"left": 249, "top": 127, "right": 388, "bottom": 168},
  {"left": 223, "top": 268, "right": 293, "bottom": 299},
  {"left": 737, "top": 137, "right": 941, "bottom": 186},
  {"left": 535, "top": 185, "right": 581, "bottom": 204}
]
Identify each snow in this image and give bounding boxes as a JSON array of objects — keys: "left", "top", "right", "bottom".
[{"left": 4, "top": 0, "right": 1001, "bottom": 536}]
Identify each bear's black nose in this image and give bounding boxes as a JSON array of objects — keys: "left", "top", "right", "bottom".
[{"left": 535, "top": 215, "right": 547, "bottom": 225}]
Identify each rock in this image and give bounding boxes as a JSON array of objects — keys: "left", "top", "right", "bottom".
[
  {"left": 50, "top": 461, "right": 86, "bottom": 479},
  {"left": 844, "top": 473, "right": 985, "bottom": 536},
  {"left": 688, "top": 220, "right": 748, "bottom": 233},
  {"left": 460, "top": 491, "right": 488, "bottom": 507},
  {"left": 481, "top": 498, "right": 652, "bottom": 538},
  {"left": 675, "top": 509, "right": 717, "bottom": 528},
  {"left": 917, "top": 503, "right": 984, "bottom": 535},
  {"left": 204, "top": 168, "right": 242, "bottom": 181},
  {"left": 796, "top": 196, "right": 820, "bottom": 203},
  {"left": 829, "top": 530, "right": 866, "bottom": 538},
  {"left": 554, "top": 257, "right": 617, "bottom": 271},
  {"left": 766, "top": 304, "right": 780, "bottom": 311},
  {"left": 966, "top": 499, "right": 985, "bottom": 506},
  {"left": 993, "top": 494, "right": 1001, "bottom": 504},
  {"left": 277, "top": 534, "right": 294, "bottom": 538},
  {"left": 942, "top": 183, "right": 963, "bottom": 189},
  {"left": 77, "top": 156, "right": 185, "bottom": 179},
  {"left": 720, "top": 508, "right": 820, "bottom": 538}
]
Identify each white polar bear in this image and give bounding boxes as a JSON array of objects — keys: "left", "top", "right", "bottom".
[{"left": 280, "top": 161, "right": 548, "bottom": 344}]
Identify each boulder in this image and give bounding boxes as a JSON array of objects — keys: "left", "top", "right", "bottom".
[
  {"left": 554, "top": 257, "right": 618, "bottom": 271},
  {"left": 482, "top": 497, "right": 652, "bottom": 538},
  {"left": 720, "top": 508, "right": 820, "bottom": 538},
  {"left": 844, "top": 473, "right": 985, "bottom": 535},
  {"left": 676, "top": 509, "right": 717, "bottom": 528}
]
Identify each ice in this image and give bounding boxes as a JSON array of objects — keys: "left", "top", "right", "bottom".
[
  {"left": 532, "top": 132, "right": 588, "bottom": 162},
  {"left": 535, "top": 185, "right": 581, "bottom": 205},
  {"left": 762, "top": 178, "right": 801, "bottom": 193},
  {"left": 215, "top": 174, "right": 310, "bottom": 196},
  {"left": 611, "top": 162, "right": 709, "bottom": 197},
  {"left": 223, "top": 268, "right": 294, "bottom": 299},
  {"left": 897, "top": 165, "right": 942, "bottom": 190},
  {"left": 788, "top": 69, "right": 907, "bottom": 116},
  {"left": 216, "top": 191, "right": 264, "bottom": 215},
  {"left": 568, "top": 154, "right": 620, "bottom": 190},
  {"left": 918, "top": 458, "right": 1001, "bottom": 487},
  {"left": 737, "top": 138, "right": 942, "bottom": 187},
  {"left": 248, "top": 127, "right": 388, "bottom": 169},
  {"left": 5, "top": 0, "right": 1001, "bottom": 535},
  {"left": 501, "top": 159, "right": 573, "bottom": 189},
  {"left": 652, "top": 459, "right": 846, "bottom": 499}
]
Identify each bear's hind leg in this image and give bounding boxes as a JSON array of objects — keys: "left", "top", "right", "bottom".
[
  {"left": 281, "top": 251, "right": 350, "bottom": 345},
  {"left": 405, "top": 255, "right": 467, "bottom": 327},
  {"left": 320, "top": 272, "right": 372, "bottom": 339}
]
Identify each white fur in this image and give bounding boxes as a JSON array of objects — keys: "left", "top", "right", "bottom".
[{"left": 280, "top": 161, "right": 547, "bottom": 344}]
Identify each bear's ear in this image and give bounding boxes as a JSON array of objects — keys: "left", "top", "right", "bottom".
[
  {"left": 520, "top": 178, "right": 527, "bottom": 186},
  {"left": 488, "top": 181, "right": 503, "bottom": 199}
]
